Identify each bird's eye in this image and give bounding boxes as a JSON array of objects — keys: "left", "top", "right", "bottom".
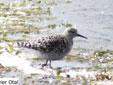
[{"left": 70, "top": 31, "right": 75, "bottom": 33}]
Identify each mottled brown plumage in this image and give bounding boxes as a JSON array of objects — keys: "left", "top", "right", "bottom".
[{"left": 16, "top": 28, "right": 87, "bottom": 68}]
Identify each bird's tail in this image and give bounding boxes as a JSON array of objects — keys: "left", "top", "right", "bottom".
[{"left": 15, "top": 41, "right": 30, "bottom": 48}]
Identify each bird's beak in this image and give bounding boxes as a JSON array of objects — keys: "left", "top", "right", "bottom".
[{"left": 77, "top": 34, "right": 88, "bottom": 39}]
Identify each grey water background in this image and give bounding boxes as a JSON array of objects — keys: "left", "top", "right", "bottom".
[
  {"left": 1, "top": 0, "right": 113, "bottom": 51},
  {"left": 0, "top": 0, "right": 113, "bottom": 84},
  {"left": 49, "top": 0, "right": 113, "bottom": 50}
]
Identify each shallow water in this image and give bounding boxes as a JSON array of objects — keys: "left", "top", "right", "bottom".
[
  {"left": 1, "top": 0, "right": 113, "bottom": 50},
  {"left": 31, "top": 60, "right": 92, "bottom": 69},
  {"left": 0, "top": 0, "right": 113, "bottom": 84},
  {"left": 0, "top": 0, "right": 113, "bottom": 50},
  {"left": 50, "top": 0, "right": 113, "bottom": 50}
]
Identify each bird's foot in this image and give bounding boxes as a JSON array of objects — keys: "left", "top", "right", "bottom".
[
  {"left": 40, "top": 60, "right": 53, "bottom": 69},
  {"left": 41, "top": 64, "right": 47, "bottom": 69},
  {"left": 41, "top": 64, "right": 53, "bottom": 69}
]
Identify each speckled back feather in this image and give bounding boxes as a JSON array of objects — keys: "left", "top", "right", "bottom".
[{"left": 16, "top": 34, "right": 70, "bottom": 53}]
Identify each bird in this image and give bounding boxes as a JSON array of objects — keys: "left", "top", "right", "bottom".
[{"left": 16, "top": 28, "right": 88, "bottom": 68}]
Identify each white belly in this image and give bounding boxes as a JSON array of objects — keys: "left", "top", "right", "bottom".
[{"left": 37, "top": 44, "right": 73, "bottom": 60}]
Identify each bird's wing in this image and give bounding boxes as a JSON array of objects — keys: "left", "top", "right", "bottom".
[{"left": 17, "top": 35, "right": 66, "bottom": 53}]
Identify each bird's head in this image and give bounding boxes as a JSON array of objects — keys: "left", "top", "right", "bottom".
[{"left": 64, "top": 28, "right": 88, "bottom": 39}]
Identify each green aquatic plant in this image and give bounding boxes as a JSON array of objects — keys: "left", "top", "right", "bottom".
[
  {"left": 16, "top": 50, "right": 21, "bottom": 55},
  {"left": 66, "top": 0, "right": 72, "bottom": 3},
  {"left": 94, "top": 50, "right": 108, "bottom": 56},
  {"left": 48, "top": 24, "right": 56, "bottom": 28},
  {"left": 61, "top": 23, "right": 72, "bottom": 28},
  {"left": 0, "top": 2, "right": 4, "bottom": 6}
]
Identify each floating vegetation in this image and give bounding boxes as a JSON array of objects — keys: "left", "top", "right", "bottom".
[
  {"left": 45, "top": 1, "right": 57, "bottom": 5},
  {"left": 56, "top": 69, "right": 61, "bottom": 76},
  {"left": 0, "top": 2, "right": 4, "bottom": 6},
  {"left": 48, "top": 24, "right": 56, "bottom": 28},
  {"left": 66, "top": 0, "right": 72, "bottom": 3},
  {"left": 94, "top": 50, "right": 109, "bottom": 56},
  {"left": 7, "top": 44, "right": 14, "bottom": 53},
  {"left": 65, "top": 54, "right": 88, "bottom": 62},
  {"left": 5, "top": 67, "right": 11, "bottom": 72},
  {"left": 0, "top": 64, "right": 4, "bottom": 69},
  {"left": 60, "top": 23, "right": 72, "bottom": 27},
  {"left": 15, "top": 50, "right": 21, "bottom": 55},
  {"left": 0, "top": 0, "right": 113, "bottom": 85},
  {"left": 95, "top": 72, "right": 112, "bottom": 80},
  {"left": 37, "top": 0, "right": 41, "bottom": 4},
  {"left": 0, "top": 0, "right": 57, "bottom": 40}
]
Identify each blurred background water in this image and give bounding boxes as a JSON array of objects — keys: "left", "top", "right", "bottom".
[
  {"left": 0, "top": 0, "right": 113, "bottom": 84},
  {"left": 50, "top": 0, "right": 113, "bottom": 50},
  {"left": 0, "top": 0, "right": 113, "bottom": 50}
]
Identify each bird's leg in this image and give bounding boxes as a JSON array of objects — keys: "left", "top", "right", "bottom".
[
  {"left": 48, "top": 60, "right": 52, "bottom": 69},
  {"left": 42, "top": 60, "right": 48, "bottom": 68}
]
